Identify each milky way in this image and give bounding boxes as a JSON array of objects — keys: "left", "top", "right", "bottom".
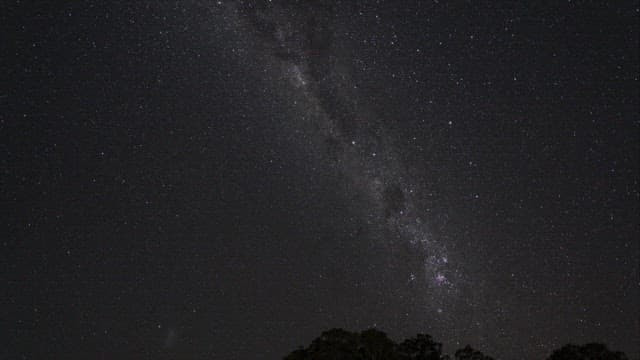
[{"left": 225, "top": 1, "right": 465, "bottom": 314}]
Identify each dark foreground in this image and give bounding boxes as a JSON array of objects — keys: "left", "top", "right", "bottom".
[{"left": 284, "top": 328, "right": 631, "bottom": 360}]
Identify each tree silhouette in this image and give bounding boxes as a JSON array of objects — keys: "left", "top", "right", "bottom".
[
  {"left": 358, "top": 328, "right": 399, "bottom": 359},
  {"left": 283, "top": 328, "right": 631, "bottom": 360},
  {"left": 454, "top": 345, "right": 494, "bottom": 360},
  {"left": 546, "top": 343, "right": 629, "bottom": 360},
  {"left": 283, "top": 328, "right": 399, "bottom": 360},
  {"left": 284, "top": 329, "right": 447, "bottom": 360},
  {"left": 397, "top": 334, "right": 444, "bottom": 360}
]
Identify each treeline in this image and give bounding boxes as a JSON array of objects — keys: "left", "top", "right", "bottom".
[{"left": 283, "top": 328, "right": 630, "bottom": 360}]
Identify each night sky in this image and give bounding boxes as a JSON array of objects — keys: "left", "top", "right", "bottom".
[{"left": 4, "top": 1, "right": 639, "bottom": 359}]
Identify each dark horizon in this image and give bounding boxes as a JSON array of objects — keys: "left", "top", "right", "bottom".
[
  {"left": 282, "top": 327, "right": 633, "bottom": 360},
  {"left": 4, "top": 1, "right": 639, "bottom": 359}
]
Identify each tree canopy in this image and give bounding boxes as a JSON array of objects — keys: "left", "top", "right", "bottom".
[
  {"left": 283, "top": 328, "right": 630, "bottom": 360},
  {"left": 546, "top": 343, "right": 629, "bottom": 360}
]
